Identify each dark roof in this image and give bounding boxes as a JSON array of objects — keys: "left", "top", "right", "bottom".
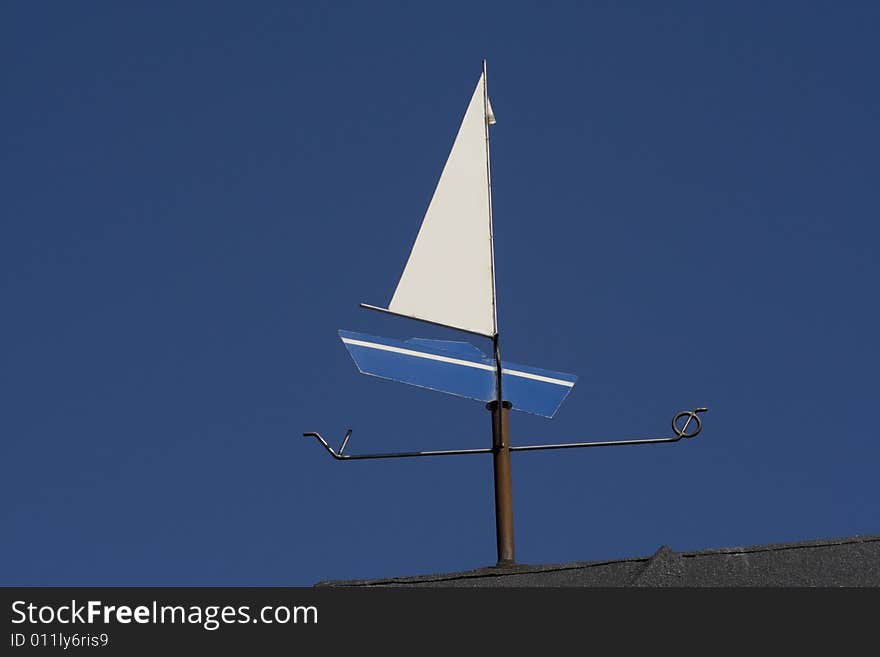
[{"left": 317, "top": 534, "right": 880, "bottom": 587}]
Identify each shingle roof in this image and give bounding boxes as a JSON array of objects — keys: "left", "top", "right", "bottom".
[{"left": 316, "top": 534, "right": 880, "bottom": 587}]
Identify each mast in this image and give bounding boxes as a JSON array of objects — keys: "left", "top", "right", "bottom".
[
  {"left": 484, "top": 59, "right": 515, "bottom": 566},
  {"left": 483, "top": 59, "right": 498, "bottom": 338}
]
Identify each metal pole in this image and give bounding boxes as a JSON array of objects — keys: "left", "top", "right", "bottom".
[
  {"left": 488, "top": 399, "right": 515, "bottom": 566},
  {"left": 483, "top": 60, "right": 513, "bottom": 566}
]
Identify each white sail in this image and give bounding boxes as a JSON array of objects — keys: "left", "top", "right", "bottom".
[{"left": 386, "top": 72, "right": 497, "bottom": 337}]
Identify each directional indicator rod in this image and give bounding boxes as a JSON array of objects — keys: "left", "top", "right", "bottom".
[{"left": 302, "top": 407, "right": 708, "bottom": 460}]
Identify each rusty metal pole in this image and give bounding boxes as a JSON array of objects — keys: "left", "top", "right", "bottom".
[{"left": 488, "top": 399, "right": 515, "bottom": 565}]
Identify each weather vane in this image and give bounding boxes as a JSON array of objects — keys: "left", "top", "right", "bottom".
[{"left": 304, "top": 61, "right": 707, "bottom": 566}]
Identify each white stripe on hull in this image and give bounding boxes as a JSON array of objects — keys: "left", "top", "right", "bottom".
[{"left": 341, "top": 337, "right": 575, "bottom": 388}]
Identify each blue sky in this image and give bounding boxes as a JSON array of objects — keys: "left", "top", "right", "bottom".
[{"left": 2, "top": 2, "right": 878, "bottom": 585}]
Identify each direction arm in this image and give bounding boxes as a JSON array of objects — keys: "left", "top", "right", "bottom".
[{"left": 302, "top": 408, "right": 707, "bottom": 460}]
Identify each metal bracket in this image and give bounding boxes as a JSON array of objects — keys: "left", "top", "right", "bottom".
[{"left": 303, "top": 407, "right": 707, "bottom": 461}]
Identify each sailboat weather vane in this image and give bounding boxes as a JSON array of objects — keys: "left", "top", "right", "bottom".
[{"left": 303, "top": 61, "right": 707, "bottom": 566}]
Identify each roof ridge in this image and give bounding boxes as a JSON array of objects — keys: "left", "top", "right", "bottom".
[
  {"left": 681, "top": 534, "right": 880, "bottom": 559},
  {"left": 315, "top": 533, "right": 880, "bottom": 586}
]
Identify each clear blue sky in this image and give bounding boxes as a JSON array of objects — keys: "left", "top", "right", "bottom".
[{"left": 3, "top": 2, "right": 878, "bottom": 585}]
